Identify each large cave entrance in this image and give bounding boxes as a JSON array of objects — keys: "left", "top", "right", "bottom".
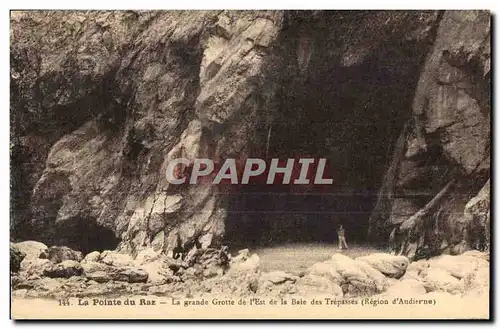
[{"left": 224, "top": 16, "right": 435, "bottom": 250}]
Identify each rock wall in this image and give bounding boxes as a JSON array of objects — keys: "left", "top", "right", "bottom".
[
  {"left": 369, "top": 11, "right": 491, "bottom": 259},
  {"left": 11, "top": 10, "right": 490, "bottom": 258},
  {"left": 11, "top": 10, "right": 286, "bottom": 255}
]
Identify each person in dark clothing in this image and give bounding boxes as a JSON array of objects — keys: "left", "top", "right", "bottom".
[{"left": 337, "top": 225, "right": 348, "bottom": 250}]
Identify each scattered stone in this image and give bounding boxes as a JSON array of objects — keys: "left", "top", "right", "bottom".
[
  {"left": 248, "top": 279, "right": 259, "bottom": 293},
  {"left": 427, "top": 254, "right": 489, "bottom": 279},
  {"left": 260, "top": 271, "right": 297, "bottom": 284},
  {"left": 449, "top": 240, "right": 471, "bottom": 255},
  {"left": 100, "top": 250, "right": 134, "bottom": 267},
  {"left": 167, "top": 258, "right": 189, "bottom": 273},
  {"left": 461, "top": 250, "right": 489, "bottom": 262},
  {"left": 83, "top": 251, "right": 101, "bottom": 263},
  {"left": 139, "top": 257, "right": 175, "bottom": 284},
  {"left": 85, "top": 270, "right": 110, "bottom": 284},
  {"left": 82, "top": 261, "right": 148, "bottom": 283},
  {"left": 30, "top": 277, "right": 64, "bottom": 295},
  {"left": 354, "top": 259, "right": 388, "bottom": 292},
  {"left": 134, "top": 248, "right": 161, "bottom": 265},
  {"left": 463, "top": 266, "right": 489, "bottom": 296},
  {"left": 19, "top": 258, "right": 52, "bottom": 280},
  {"left": 197, "top": 247, "right": 231, "bottom": 269},
  {"left": 198, "top": 233, "right": 213, "bottom": 249},
  {"left": 228, "top": 253, "right": 260, "bottom": 275},
  {"left": 295, "top": 274, "right": 343, "bottom": 298},
  {"left": 203, "top": 265, "right": 224, "bottom": 279},
  {"left": 383, "top": 278, "right": 427, "bottom": 296},
  {"left": 117, "top": 267, "right": 149, "bottom": 283},
  {"left": 308, "top": 260, "right": 343, "bottom": 283},
  {"left": 12, "top": 289, "right": 28, "bottom": 299},
  {"left": 356, "top": 253, "right": 409, "bottom": 278},
  {"left": 44, "top": 260, "right": 83, "bottom": 278},
  {"left": 305, "top": 253, "right": 390, "bottom": 297},
  {"left": 41, "top": 246, "right": 83, "bottom": 263},
  {"left": 422, "top": 268, "right": 464, "bottom": 294}
]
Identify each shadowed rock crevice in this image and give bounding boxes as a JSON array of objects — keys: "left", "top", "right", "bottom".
[{"left": 224, "top": 12, "right": 438, "bottom": 248}]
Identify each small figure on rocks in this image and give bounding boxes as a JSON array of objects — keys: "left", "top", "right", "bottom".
[
  {"left": 337, "top": 225, "right": 348, "bottom": 250},
  {"left": 173, "top": 234, "right": 186, "bottom": 260}
]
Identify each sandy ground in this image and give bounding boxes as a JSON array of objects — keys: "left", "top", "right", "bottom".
[{"left": 255, "top": 243, "right": 385, "bottom": 272}]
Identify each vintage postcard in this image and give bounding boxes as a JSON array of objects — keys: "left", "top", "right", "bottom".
[{"left": 10, "top": 10, "right": 491, "bottom": 320}]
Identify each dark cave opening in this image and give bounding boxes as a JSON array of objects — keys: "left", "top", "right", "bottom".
[
  {"left": 224, "top": 28, "right": 432, "bottom": 250},
  {"left": 52, "top": 217, "right": 121, "bottom": 255}
]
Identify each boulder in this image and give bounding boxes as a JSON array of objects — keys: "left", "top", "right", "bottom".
[
  {"left": 83, "top": 251, "right": 101, "bottom": 263},
  {"left": 463, "top": 266, "right": 489, "bottom": 296},
  {"left": 449, "top": 240, "right": 471, "bottom": 255},
  {"left": 256, "top": 270, "right": 299, "bottom": 297},
  {"left": 85, "top": 270, "right": 110, "bottom": 284},
  {"left": 356, "top": 253, "right": 409, "bottom": 278},
  {"left": 9, "top": 10, "right": 490, "bottom": 267},
  {"left": 81, "top": 281, "right": 128, "bottom": 297},
  {"left": 10, "top": 244, "right": 26, "bottom": 272},
  {"left": 295, "top": 274, "right": 343, "bottom": 298},
  {"left": 202, "top": 265, "right": 224, "bottom": 279},
  {"left": 354, "top": 259, "right": 389, "bottom": 292},
  {"left": 134, "top": 248, "right": 161, "bottom": 265},
  {"left": 383, "top": 278, "right": 427, "bottom": 296},
  {"left": 27, "top": 277, "right": 65, "bottom": 298},
  {"left": 82, "top": 261, "right": 148, "bottom": 283},
  {"left": 133, "top": 248, "right": 175, "bottom": 283},
  {"left": 44, "top": 260, "right": 83, "bottom": 278},
  {"left": 228, "top": 252, "right": 260, "bottom": 275},
  {"left": 406, "top": 259, "right": 430, "bottom": 273},
  {"left": 199, "top": 233, "right": 214, "bottom": 249},
  {"left": 12, "top": 241, "right": 48, "bottom": 260},
  {"left": 461, "top": 250, "right": 489, "bottom": 262},
  {"left": 100, "top": 250, "right": 134, "bottom": 267},
  {"left": 139, "top": 259, "right": 175, "bottom": 284},
  {"left": 260, "top": 271, "right": 297, "bottom": 285},
  {"left": 427, "top": 254, "right": 489, "bottom": 279},
  {"left": 196, "top": 247, "right": 231, "bottom": 269},
  {"left": 324, "top": 254, "right": 364, "bottom": 284},
  {"left": 116, "top": 267, "right": 149, "bottom": 283},
  {"left": 306, "top": 253, "right": 389, "bottom": 296},
  {"left": 19, "top": 258, "right": 52, "bottom": 279},
  {"left": 12, "top": 289, "right": 28, "bottom": 299},
  {"left": 166, "top": 257, "right": 189, "bottom": 274},
  {"left": 422, "top": 268, "right": 464, "bottom": 294},
  {"left": 308, "top": 260, "right": 343, "bottom": 283},
  {"left": 330, "top": 254, "right": 388, "bottom": 294},
  {"left": 41, "top": 246, "right": 83, "bottom": 263}
]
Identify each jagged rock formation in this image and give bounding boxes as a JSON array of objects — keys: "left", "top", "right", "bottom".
[
  {"left": 11, "top": 10, "right": 490, "bottom": 259},
  {"left": 370, "top": 11, "right": 491, "bottom": 259},
  {"left": 10, "top": 245, "right": 25, "bottom": 273}
]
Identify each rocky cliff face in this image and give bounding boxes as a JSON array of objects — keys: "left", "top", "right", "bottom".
[
  {"left": 369, "top": 11, "right": 491, "bottom": 259},
  {"left": 11, "top": 10, "right": 490, "bottom": 259}
]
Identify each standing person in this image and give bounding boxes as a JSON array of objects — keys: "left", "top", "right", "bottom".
[{"left": 337, "top": 224, "right": 348, "bottom": 250}]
